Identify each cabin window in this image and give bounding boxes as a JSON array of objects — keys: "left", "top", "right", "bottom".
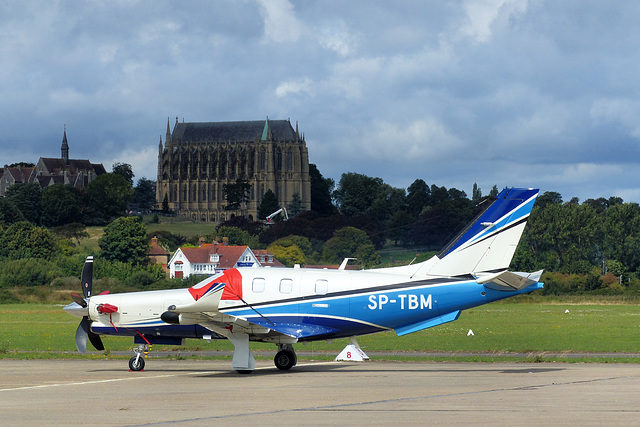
[
  {"left": 280, "top": 278, "right": 293, "bottom": 294},
  {"left": 252, "top": 278, "right": 265, "bottom": 293},
  {"left": 315, "top": 279, "right": 328, "bottom": 295}
]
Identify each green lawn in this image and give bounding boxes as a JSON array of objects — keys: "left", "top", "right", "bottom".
[{"left": 2, "top": 303, "right": 640, "bottom": 357}]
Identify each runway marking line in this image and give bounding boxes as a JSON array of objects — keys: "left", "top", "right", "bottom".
[{"left": 0, "top": 361, "right": 331, "bottom": 393}]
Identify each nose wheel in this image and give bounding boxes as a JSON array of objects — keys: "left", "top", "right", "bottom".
[
  {"left": 129, "top": 344, "right": 149, "bottom": 371},
  {"left": 274, "top": 344, "right": 297, "bottom": 370}
]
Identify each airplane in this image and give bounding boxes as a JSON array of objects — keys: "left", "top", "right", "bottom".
[{"left": 64, "top": 187, "right": 543, "bottom": 374}]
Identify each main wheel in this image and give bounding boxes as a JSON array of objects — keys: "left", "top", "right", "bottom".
[
  {"left": 274, "top": 349, "right": 296, "bottom": 370},
  {"left": 129, "top": 356, "right": 145, "bottom": 371}
]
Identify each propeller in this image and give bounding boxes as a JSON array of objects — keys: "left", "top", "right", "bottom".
[{"left": 64, "top": 256, "right": 105, "bottom": 352}]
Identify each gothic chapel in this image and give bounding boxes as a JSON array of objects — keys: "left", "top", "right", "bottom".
[{"left": 156, "top": 118, "right": 311, "bottom": 223}]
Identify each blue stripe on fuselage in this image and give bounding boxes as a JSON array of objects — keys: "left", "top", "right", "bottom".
[{"left": 221, "top": 279, "right": 543, "bottom": 339}]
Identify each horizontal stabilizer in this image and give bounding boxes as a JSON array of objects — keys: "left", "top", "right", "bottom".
[{"left": 476, "top": 270, "right": 544, "bottom": 291}]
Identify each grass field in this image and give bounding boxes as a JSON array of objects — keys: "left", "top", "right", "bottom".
[{"left": 2, "top": 303, "right": 640, "bottom": 361}]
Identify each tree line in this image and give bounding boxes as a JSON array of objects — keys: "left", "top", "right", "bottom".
[
  {"left": 3, "top": 159, "right": 640, "bottom": 298},
  {"left": 0, "top": 163, "right": 155, "bottom": 227}
]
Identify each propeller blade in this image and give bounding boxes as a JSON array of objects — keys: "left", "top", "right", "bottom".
[
  {"left": 88, "top": 329, "right": 105, "bottom": 351},
  {"left": 76, "top": 317, "right": 105, "bottom": 352},
  {"left": 76, "top": 317, "right": 90, "bottom": 353},
  {"left": 70, "top": 292, "right": 87, "bottom": 308},
  {"left": 81, "top": 256, "right": 94, "bottom": 299}
]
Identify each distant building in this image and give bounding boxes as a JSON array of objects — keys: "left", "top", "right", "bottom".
[
  {"left": 167, "top": 238, "right": 283, "bottom": 278},
  {"left": 0, "top": 165, "right": 34, "bottom": 196},
  {"left": 31, "top": 128, "right": 106, "bottom": 189},
  {"left": 1, "top": 127, "right": 105, "bottom": 196},
  {"left": 148, "top": 237, "right": 170, "bottom": 276},
  {"left": 156, "top": 117, "right": 311, "bottom": 223}
]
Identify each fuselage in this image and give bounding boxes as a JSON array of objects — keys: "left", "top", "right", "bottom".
[{"left": 83, "top": 265, "right": 542, "bottom": 343}]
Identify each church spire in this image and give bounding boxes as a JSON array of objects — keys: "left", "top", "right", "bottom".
[
  {"left": 261, "top": 116, "right": 270, "bottom": 141},
  {"left": 166, "top": 117, "right": 172, "bottom": 146},
  {"left": 61, "top": 124, "right": 69, "bottom": 164}
]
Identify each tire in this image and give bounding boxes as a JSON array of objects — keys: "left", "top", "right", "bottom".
[
  {"left": 274, "top": 350, "right": 296, "bottom": 370},
  {"left": 129, "top": 356, "right": 145, "bottom": 371}
]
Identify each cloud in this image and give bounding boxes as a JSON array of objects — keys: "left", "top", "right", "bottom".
[
  {"left": 3, "top": 1, "right": 640, "bottom": 204},
  {"left": 276, "top": 77, "right": 314, "bottom": 97},
  {"left": 456, "top": 0, "right": 530, "bottom": 44},
  {"left": 317, "top": 19, "right": 358, "bottom": 56},
  {"left": 257, "top": 0, "right": 304, "bottom": 43},
  {"left": 590, "top": 98, "right": 640, "bottom": 138}
]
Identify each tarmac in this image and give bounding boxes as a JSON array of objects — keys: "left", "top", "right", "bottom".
[{"left": 2, "top": 358, "right": 640, "bottom": 426}]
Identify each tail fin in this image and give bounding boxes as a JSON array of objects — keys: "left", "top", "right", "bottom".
[{"left": 413, "top": 188, "right": 538, "bottom": 277}]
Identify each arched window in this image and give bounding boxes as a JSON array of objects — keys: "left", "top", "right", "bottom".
[
  {"left": 260, "top": 147, "right": 266, "bottom": 171},
  {"left": 276, "top": 147, "right": 282, "bottom": 171},
  {"left": 287, "top": 148, "right": 294, "bottom": 170}
]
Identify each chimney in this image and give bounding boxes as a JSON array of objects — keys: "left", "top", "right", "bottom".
[
  {"left": 223, "top": 237, "right": 229, "bottom": 246},
  {"left": 199, "top": 237, "right": 205, "bottom": 247}
]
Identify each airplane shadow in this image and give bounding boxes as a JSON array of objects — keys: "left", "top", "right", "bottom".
[{"left": 89, "top": 361, "right": 566, "bottom": 377}]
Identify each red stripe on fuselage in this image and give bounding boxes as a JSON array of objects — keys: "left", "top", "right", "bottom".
[
  {"left": 187, "top": 268, "right": 243, "bottom": 301},
  {"left": 220, "top": 268, "right": 243, "bottom": 300}
]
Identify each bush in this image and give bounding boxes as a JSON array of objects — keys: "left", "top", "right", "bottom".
[
  {"left": 0, "top": 259, "right": 63, "bottom": 288},
  {"left": 0, "top": 290, "right": 20, "bottom": 304}
]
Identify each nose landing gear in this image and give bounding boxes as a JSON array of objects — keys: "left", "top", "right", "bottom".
[{"left": 129, "top": 343, "right": 150, "bottom": 372}]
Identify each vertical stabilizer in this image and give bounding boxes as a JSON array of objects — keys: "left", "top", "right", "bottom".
[{"left": 413, "top": 188, "right": 538, "bottom": 277}]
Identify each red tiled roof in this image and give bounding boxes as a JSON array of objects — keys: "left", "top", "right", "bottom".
[
  {"left": 180, "top": 243, "right": 249, "bottom": 269},
  {"left": 253, "top": 249, "right": 285, "bottom": 267},
  {"left": 149, "top": 239, "right": 169, "bottom": 256}
]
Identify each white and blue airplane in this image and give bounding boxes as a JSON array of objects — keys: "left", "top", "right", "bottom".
[{"left": 64, "top": 187, "right": 543, "bottom": 373}]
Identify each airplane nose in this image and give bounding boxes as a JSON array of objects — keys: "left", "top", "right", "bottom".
[{"left": 63, "top": 301, "right": 89, "bottom": 319}]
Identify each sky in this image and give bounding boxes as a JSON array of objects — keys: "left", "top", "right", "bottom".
[{"left": 2, "top": 0, "right": 640, "bottom": 203}]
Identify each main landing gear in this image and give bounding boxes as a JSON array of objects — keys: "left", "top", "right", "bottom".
[{"left": 274, "top": 344, "right": 297, "bottom": 371}]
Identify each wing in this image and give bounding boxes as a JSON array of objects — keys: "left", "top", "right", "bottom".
[{"left": 167, "top": 283, "right": 298, "bottom": 344}]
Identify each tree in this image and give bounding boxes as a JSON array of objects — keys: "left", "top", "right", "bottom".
[
  {"left": 5, "top": 183, "right": 42, "bottom": 224},
  {"left": 267, "top": 244, "right": 306, "bottom": 267},
  {"left": 86, "top": 173, "right": 134, "bottom": 224},
  {"left": 258, "top": 189, "right": 280, "bottom": 220},
  {"left": 488, "top": 185, "right": 499, "bottom": 197},
  {"left": 210, "top": 226, "right": 259, "bottom": 248},
  {"left": 41, "top": 184, "right": 83, "bottom": 227},
  {"left": 369, "top": 184, "right": 406, "bottom": 221},
  {"left": 98, "top": 216, "right": 149, "bottom": 265},
  {"left": 287, "top": 193, "right": 304, "bottom": 217},
  {"left": 223, "top": 178, "right": 252, "bottom": 216},
  {"left": 472, "top": 183, "right": 482, "bottom": 201},
  {"left": 406, "top": 179, "right": 430, "bottom": 216},
  {"left": 51, "top": 223, "right": 89, "bottom": 245},
  {"left": 322, "top": 226, "right": 380, "bottom": 267},
  {"left": 112, "top": 162, "right": 134, "bottom": 187},
  {"left": 0, "top": 221, "right": 55, "bottom": 260},
  {"left": 536, "top": 191, "right": 563, "bottom": 209},
  {"left": 162, "top": 193, "right": 171, "bottom": 214},
  {"left": 132, "top": 177, "right": 156, "bottom": 211},
  {"left": 309, "top": 164, "right": 336, "bottom": 215},
  {"left": 0, "top": 198, "right": 24, "bottom": 225},
  {"left": 387, "top": 210, "right": 415, "bottom": 246},
  {"left": 333, "top": 172, "right": 383, "bottom": 216}
]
